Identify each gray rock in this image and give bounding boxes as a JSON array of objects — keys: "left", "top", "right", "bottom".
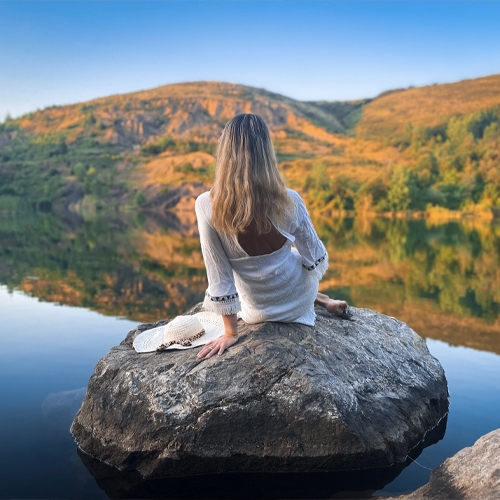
[
  {"left": 388, "top": 428, "right": 500, "bottom": 499},
  {"left": 71, "top": 305, "right": 448, "bottom": 478},
  {"left": 75, "top": 418, "right": 448, "bottom": 499}
]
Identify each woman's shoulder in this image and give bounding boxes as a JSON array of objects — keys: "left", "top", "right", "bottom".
[
  {"left": 195, "top": 191, "right": 211, "bottom": 212},
  {"left": 279, "top": 189, "right": 306, "bottom": 229},
  {"left": 286, "top": 188, "right": 303, "bottom": 203},
  {"left": 195, "top": 191, "right": 216, "bottom": 228},
  {"left": 286, "top": 188, "right": 307, "bottom": 214}
]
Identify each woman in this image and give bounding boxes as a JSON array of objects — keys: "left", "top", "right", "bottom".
[{"left": 196, "top": 114, "right": 347, "bottom": 360}]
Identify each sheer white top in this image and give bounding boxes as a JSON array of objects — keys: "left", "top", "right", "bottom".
[{"left": 195, "top": 189, "right": 328, "bottom": 326}]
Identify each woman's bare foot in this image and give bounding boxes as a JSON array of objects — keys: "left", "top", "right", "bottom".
[
  {"left": 325, "top": 299, "right": 348, "bottom": 316},
  {"left": 315, "top": 292, "right": 348, "bottom": 316}
]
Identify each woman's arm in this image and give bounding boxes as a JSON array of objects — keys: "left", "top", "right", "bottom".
[
  {"left": 289, "top": 191, "right": 329, "bottom": 279},
  {"left": 196, "top": 313, "right": 238, "bottom": 359},
  {"left": 195, "top": 194, "right": 242, "bottom": 315},
  {"left": 222, "top": 313, "right": 238, "bottom": 334},
  {"left": 195, "top": 194, "right": 241, "bottom": 360}
]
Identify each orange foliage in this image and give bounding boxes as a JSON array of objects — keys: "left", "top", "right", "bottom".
[
  {"left": 138, "top": 151, "right": 213, "bottom": 188},
  {"left": 134, "top": 231, "right": 204, "bottom": 270}
]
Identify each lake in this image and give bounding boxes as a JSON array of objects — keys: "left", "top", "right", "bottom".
[{"left": 1, "top": 212, "right": 499, "bottom": 498}]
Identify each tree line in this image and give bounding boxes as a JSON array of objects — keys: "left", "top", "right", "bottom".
[{"left": 301, "top": 105, "right": 500, "bottom": 214}]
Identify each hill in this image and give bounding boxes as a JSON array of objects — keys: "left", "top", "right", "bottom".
[
  {"left": 357, "top": 73, "right": 500, "bottom": 141},
  {"left": 0, "top": 81, "right": 381, "bottom": 216},
  {"left": 1, "top": 75, "right": 500, "bottom": 217}
]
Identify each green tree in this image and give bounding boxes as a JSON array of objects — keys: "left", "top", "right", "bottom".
[
  {"left": 355, "top": 177, "right": 389, "bottom": 213},
  {"left": 387, "top": 166, "right": 410, "bottom": 212},
  {"left": 436, "top": 184, "right": 467, "bottom": 210},
  {"left": 134, "top": 191, "right": 146, "bottom": 206},
  {"left": 73, "top": 163, "right": 87, "bottom": 182},
  {"left": 447, "top": 115, "right": 469, "bottom": 149},
  {"left": 83, "top": 167, "right": 97, "bottom": 195},
  {"left": 302, "top": 162, "right": 333, "bottom": 206}
]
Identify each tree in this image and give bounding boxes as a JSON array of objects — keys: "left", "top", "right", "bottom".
[
  {"left": 387, "top": 166, "right": 410, "bottom": 212},
  {"left": 302, "top": 162, "right": 333, "bottom": 206},
  {"left": 355, "top": 177, "right": 389, "bottom": 213},
  {"left": 134, "top": 191, "right": 146, "bottom": 206}
]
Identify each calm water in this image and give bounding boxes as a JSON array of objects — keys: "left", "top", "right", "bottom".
[{"left": 1, "top": 213, "right": 499, "bottom": 498}]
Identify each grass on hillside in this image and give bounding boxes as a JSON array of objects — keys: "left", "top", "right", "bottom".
[{"left": 357, "top": 73, "right": 500, "bottom": 141}]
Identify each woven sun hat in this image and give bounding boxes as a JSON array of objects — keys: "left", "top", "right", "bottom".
[{"left": 133, "top": 311, "right": 226, "bottom": 353}]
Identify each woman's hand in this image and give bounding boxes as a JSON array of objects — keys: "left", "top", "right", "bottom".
[{"left": 197, "top": 334, "right": 238, "bottom": 360}]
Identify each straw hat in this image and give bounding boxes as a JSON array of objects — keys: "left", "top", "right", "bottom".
[{"left": 133, "top": 311, "right": 225, "bottom": 353}]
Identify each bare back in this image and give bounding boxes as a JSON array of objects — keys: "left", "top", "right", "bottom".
[{"left": 237, "top": 221, "right": 287, "bottom": 256}]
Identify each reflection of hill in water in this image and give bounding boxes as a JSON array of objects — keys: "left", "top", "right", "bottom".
[
  {"left": 76, "top": 417, "right": 447, "bottom": 499},
  {"left": 1, "top": 213, "right": 499, "bottom": 352},
  {"left": 316, "top": 216, "right": 500, "bottom": 353},
  {"left": 0, "top": 212, "right": 206, "bottom": 321}
]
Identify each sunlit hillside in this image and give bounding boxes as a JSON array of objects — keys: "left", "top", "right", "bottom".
[
  {"left": 0, "top": 81, "right": 367, "bottom": 214},
  {"left": 1, "top": 75, "right": 500, "bottom": 217},
  {"left": 357, "top": 73, "right": 500, "bottom": 141},
  {"left": 15, "top": 81, "right": 358, "bottom": 141}
]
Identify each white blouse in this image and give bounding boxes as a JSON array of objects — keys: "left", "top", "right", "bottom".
[{"left": 195, "top": 189, "right": 328, "bottom": 326}]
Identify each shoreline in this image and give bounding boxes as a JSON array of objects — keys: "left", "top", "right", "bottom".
[{"left": 2, "top": 201, "right": 500, "bottom": 224}]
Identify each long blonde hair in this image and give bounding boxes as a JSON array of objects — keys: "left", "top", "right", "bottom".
[{"left": 210, "top": 114, "right": 292, "bottom": 235}]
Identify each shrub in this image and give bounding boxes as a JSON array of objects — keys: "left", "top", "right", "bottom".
[
  {"left": 134, "top": 191, "right": 146, "bottom": 206},
  {"left": 141, "top": 136, "right": 175, "bottom": 155}
]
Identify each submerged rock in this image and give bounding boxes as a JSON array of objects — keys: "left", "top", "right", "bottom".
[
  {"left": 389, "top": 428, "right": 500, "bottom": 499},
  {"left": 71, "top": 305, "right": 448, "bottom": 478},
  {"left": 42, "top": 387, "right": 87, "bottom": 416}
]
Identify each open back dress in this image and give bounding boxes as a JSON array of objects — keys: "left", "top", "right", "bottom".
[{"left": 195, "top": 189, "right": 328, "bottom": 326}]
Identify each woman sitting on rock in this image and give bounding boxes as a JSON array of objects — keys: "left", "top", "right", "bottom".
[{"left": 196, "top": 113, "right": 347, "bottom": 360}]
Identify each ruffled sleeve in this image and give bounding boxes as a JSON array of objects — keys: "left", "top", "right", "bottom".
[
  {"left": 195, "top": 193, "right": 242, "bottom": 315},
  {"left": 288, "top": 190, "right": 329, "bottom": 280}
]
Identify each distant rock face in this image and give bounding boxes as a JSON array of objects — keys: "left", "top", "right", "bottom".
[
  {"left": 389, "top": 428, "right": 500, "bottom": 500},
  {"left": 71, "top": 306, "right": 449, "bottom": 478}
]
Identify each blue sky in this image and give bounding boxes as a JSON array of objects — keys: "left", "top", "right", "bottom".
[{"left": 1, "top": 1, "right": 499, "bottom": 119}]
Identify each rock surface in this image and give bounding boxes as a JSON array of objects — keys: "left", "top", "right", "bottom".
[
  {"left": 71, "top": 305, "right": 448, "bottom": 478},
  {"left": 389, "top": 428, "right": 500, "bottom": 499}
]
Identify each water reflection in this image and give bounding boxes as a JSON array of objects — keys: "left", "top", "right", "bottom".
[
  {"left": 315, "top": 216, "right": 500, "bottom": 353},
  {"left": 76, "top": 417, "right": 447, "bottom": 499},
  {"left": 1, "top": 213, "right": 499, "bottom": 351},
  {"left": 0, "top": 213, "right": 206, "bottom": 321}
]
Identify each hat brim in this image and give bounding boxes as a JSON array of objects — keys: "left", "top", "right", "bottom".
[{"left": 133, "top": 311, "right": 225, "bottom": 353}]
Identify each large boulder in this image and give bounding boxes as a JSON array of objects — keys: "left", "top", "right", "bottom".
[
  {"left": 388, "top": 428, "right": 500, "bottom": 499},
  {"left": 71, "top": 305, "right": 448, "bottom": 478},
  {"left": 76, "top": 420, "right": 448, "bottom": 500}
]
